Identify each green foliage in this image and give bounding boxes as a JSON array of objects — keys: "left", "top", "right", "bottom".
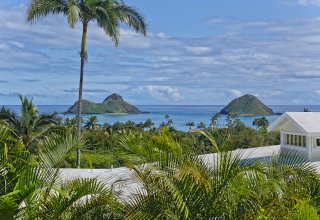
[
  {"left": 121, "top": 128, "right": 320, "bottom": 219},
  {"left": 59, "top": 115, "right": 280, "bottom": 168},
  {"left": 0, "top": 123, "right": 123, "bottom": 219},
  {"left": 253, "top": 116, "right": 270, "bottom": 130},
  {"left": 210, "top": 112, "right": 221, "bottom": 128},
  {"left": 290, "top": 200, "right": 319, "bottom": 219},
  {"left": 66, "top": 151, "right": 127, "bottom": 169},
  {"left": 143, "top": 119, "right": 154, "bottom": 130},
  {"left": 0, "top": 95, "right": 58, "bottom": 153},
  {"left": 27, "top": 0, "right": 147, "bottom": 45},
  {"left": 84, "top": 116, "right": 100, "bottom": 131},
  {"left": 0, "top": 110, "right": 319, "bottom": 219}
]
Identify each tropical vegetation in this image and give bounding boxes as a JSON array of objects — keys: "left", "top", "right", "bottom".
[
  {"left": 0, "top": 95, "right": 58, "bottom": 153},
  {"left": 119, "top": 129, "right": 320, "bottom": 219},
  {"left": 0, "top": 120, "right": 125, "bottom": 219},
  {"left": 0, "top": 113, "right": 319, "bottom": 219},
  {"left": 63, "top": 113, "right": 279, "bottom": 168}
]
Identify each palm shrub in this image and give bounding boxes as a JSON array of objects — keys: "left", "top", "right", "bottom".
[
  {"left": 84, "top": 116, "right": 100, "bottom": 131},
  {"left": 0, "top": 123, "right": 123, "bottom": 219},
  {"left": 119, "top": 128, "right": 320, "bottom": 219},
  {"left": 0, "top": 95, "right": 58, "bottom": 153}
]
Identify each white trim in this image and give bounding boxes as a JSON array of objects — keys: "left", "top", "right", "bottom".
[
  {"left": 268, "top": 113, "right": 307, "bottom": 133},
  {"left": 309, "top": 138, "right": 312, "bottom": 159},
  {"left": 282, "top": 131, "right": 308, "bottom": 136},
  {"left": 269, "top": 112, "right": 320, "bottom": 134},
  {"left": 312, "top": 137, "right": 320, "bottom": 150},
  {"left": 268, "top": 114, "right": 287, "bottom": 132},
  {"left": 285, "top": 113, "right": 310, "bottom": 133},
  {"left": 282, "top": 145, "right": 308, "bottom": 151}
]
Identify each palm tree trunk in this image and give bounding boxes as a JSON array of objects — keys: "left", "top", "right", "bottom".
[{"left": 76, "top": 23, "right": 88, "bottom": 168}]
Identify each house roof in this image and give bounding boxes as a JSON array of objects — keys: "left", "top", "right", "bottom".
[{"left": 268, "top": 112, "right": 320, "bottom": 134}]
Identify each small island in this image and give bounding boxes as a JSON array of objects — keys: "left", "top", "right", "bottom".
[
  {"left": 220, "top": 94, "right": 274, "bottom": 116},
  {"left": 67, "top": 93, "right": 145, "bottom": 114}
]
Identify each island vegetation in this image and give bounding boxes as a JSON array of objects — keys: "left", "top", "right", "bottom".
[
  {"left": 67, "top": 93, "right": 144, "bottom": 114},
  {"left": 220, "top": 94, "right": 274, "bottom": 116}
]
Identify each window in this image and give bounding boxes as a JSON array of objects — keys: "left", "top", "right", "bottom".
[
  {"left": 285, "top": 134, "right": 306, "bottom": 147},
  {"left": 317, "top": 139, "right": 320, "bottom": 147}
]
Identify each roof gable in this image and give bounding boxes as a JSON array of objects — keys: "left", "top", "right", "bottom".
[{"left": 268, "top": 112, "right": 320, "bottom": 134}]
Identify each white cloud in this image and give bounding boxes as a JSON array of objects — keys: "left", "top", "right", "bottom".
[
  {"left": 203, "top": 17, "right": 236, "bottom": 25},
  {"left": 185, "top": 46, "right": 212, "bottom": 55},
  {"left": 296, "top": 0, "right": 320, "bottom": 5},
  {"left": 230, "top": 89, "right": 243, "bottom": 97},
  {"left": 141, "top": 85, "right": 183, "bottom": 101},
  {"left": 8, "top": 41, "right": 24, "bottom": 48}
]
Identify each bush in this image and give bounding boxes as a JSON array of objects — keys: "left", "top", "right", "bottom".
[{"left": 66, "top": 151, "right": 121, "bottom": 168}]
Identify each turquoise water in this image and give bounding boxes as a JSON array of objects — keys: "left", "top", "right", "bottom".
[{"left": 2, "top": 105, "right": 320, "bottom": 131}]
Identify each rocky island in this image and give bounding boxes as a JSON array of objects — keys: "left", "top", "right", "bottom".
[
  {"left": 220, "top": 94, "right": 274, "bottom": 116},
  {"left": 67, "top": 93, "right": 144, "bottom": 114}
]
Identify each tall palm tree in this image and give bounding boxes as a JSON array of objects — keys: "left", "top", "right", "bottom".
[
  {"left": 210, "top": 112, "right": 221, "bottom": 129},
  {"left": 27, "top": 0, "right": 147, "bottom": 167},
  {"left": 0, "top": 95, "right": 57, "bottom": 153}
]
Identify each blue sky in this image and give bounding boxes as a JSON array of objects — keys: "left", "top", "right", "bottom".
[{"left": 1, "top": 0, "right": 320, "bottom": 105}]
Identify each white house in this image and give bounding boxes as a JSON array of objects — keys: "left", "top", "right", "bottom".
[{"left": 268, "top": 112, "right": 320, "bottom": 161}]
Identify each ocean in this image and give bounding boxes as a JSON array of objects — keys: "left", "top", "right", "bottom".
[{"left": 1, "top": 105, "right": 320, "bottom": 131}]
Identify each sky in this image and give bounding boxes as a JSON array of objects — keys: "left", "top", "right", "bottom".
[{"left": 1, "top": 0, "right": 320, "bottom": 105}]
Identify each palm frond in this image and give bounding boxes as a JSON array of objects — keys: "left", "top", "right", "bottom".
[
  {"left": 27, "top": 0, "right": 68, "bottom": 23},
  {"left": 41, "top": 178, "right": 123, "bottom": 219},
  {"left": 113, "top": 1, "right": 147, "bottom": 36},
  {"left": 67, "top": 0, "right": 80, "bottom": 28},
  {"left": 92, "top": 2, "right": 121, "bottom": 46},
  {"left": 38, "top": 130, "right": 86, "bottom": 168}
]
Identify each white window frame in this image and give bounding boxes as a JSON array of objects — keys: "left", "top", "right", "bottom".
[
  {"left": 313, "top": 137, "right": 320, "bottom": 149},
  {"left": 282, "top": 132, "right": 307, "bottom": 150}
]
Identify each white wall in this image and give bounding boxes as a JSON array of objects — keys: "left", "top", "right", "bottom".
[
  {"left": 281, "top": 121, "right": 303, "bottom": 133},
  {"left": 311, "top": 136, "right": 320, "bottom": 160}
]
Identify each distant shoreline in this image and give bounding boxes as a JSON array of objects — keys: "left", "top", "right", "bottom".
[
  {"left": 62, "top": 111, "right": 150, "bottom": 115},
  {"left": 1, "top": 104, "right": 320, "bottom": 107}
]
